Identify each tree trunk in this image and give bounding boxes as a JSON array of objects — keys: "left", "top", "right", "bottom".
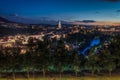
[
  {"left": 109, "top": 71, "right": 112, "bottom": 76},
  {"left": 75, "top": 72, "right": 78, "bottom": 80},
  {"left": 91, "top": 70, "right": 94, "bottom": 76},
  {"left": 59, "top": 71, "right": 62, "bottom": 80},
  {"left": 42, "top": 68, "right": 45, "bottom": 78},
  {"left": 27, "top": 71, "right": 30, "bottom": 80},
  {"left": 12, "top": 71, "right": 15, "bottom": 80},
  {"left": 0, "top": 72, "right": 1, "bottom": 78},
  {"left": 97, "top": 69, "right": 100, "bottom": 75},
  {"left": 32, "top": 70, "right": 35, "bottom": 80}
]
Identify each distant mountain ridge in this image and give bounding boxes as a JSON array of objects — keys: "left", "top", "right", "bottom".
[
  {"left": 0, "top": 16, "right": 14, "bottom": 23},
  {"left": 0, "top": 16, "right": 69, "bottom": 25},
  {"left": 1, "top": 16, "right": 120, "bottom": 26}
]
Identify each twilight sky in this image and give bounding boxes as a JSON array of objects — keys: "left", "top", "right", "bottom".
[{"left": 0, "top": 0, "right": 120, "bottom": 22}]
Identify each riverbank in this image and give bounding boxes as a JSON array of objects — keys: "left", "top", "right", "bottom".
[
  {"left": 0, "top": 72, "right": 120, "bottom": 80},
  {"left": 0, "top": 76, "right": 120, "bottom": 80}
]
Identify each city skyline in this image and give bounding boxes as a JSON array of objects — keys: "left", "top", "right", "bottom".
[{"left": 0, "top": 0, "right": 120, "bottom": 22}]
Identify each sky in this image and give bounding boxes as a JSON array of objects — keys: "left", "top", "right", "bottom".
[{"left": 0, "top": 0, "right": 120, "bottom": 22}]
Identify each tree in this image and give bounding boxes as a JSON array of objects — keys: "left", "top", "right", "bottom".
[
  {"left": 23, "top": 52, "right": 32, "bottom": 80},
  {"left": 85, "top": 46, "right": 101, "bottom": 76},
  {"left": 109, "top": 35, "right": 120, "bottom": 68},
  {"left": 34, "top": 38, "right": 51, "bottom": 78},
  {"left": 24, "top": 37, "right": 37, "bottom": 80},
  {"left": 100, "top": 47, "right": 116, "bottom": 76},
  {"left": 54, "top": 39, "right": 68, "bottom": 79},
  {"left": 71, "top": 50, "right": 81, "bottom": 78},
  {"left": 0, "top": 49, "right": 4, "bottom": 78},
  {"left": 3, "top": 47, "right": 21, "bottom": 80}
]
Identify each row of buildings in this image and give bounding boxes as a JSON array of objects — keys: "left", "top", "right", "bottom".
[{"left": 0, "top": 21, "right": 119, "bottom": 53}]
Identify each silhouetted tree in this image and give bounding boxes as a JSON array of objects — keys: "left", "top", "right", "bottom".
[
  {"left": 71, "top": 50, "right": 81, "bottom": 78},
  {"left": 85, "top": 47, "right": 101, "bottom": 76},
  {"left": 54, "top": 39, "right": 68, "bottom": 79},
  {"left": 100, "top": 48, "right": 116, "bottom": 76}
]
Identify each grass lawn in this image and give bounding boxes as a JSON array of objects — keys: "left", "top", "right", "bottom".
[{"left": 0, "top": 76, "right": 120, "bottom": 80}]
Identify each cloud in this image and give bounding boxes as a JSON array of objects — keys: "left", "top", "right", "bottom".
[
  {"left": 116, "top": 10, "right": 120, "bottom": 12},
  {"left": 9, "top": 13, "right": 18, "bottom": 17},
  {"left": 38, "top": 17, "right": 50, "bottom": 20},
  {"left": 95, "top": 11, "right": 100, "bottom": 14},
  {"left": 75, "top": 20, "right": 96, "bottom": 23},
  {"left": 102, "top": 0, "right": 120, "bottom": 2}
]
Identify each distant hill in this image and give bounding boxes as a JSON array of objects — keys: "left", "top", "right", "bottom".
[
  {"left": 0, "top": 16, "right": 14, "bottom": 23},
  {"left": 0, "top": 16, "right": 69, "bottom": 25}
]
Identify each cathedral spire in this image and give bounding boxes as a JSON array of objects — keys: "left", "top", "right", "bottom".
[{"left": 58, "top": 20, "right": 62, "bottom": 29}]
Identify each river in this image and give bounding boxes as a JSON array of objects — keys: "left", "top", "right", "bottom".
[{"left": 81, "top": 38, "right": 100, "bottom": 55}]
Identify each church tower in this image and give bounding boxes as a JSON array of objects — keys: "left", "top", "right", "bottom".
[{"left": 58, "top": 21, "right": 62, "bottom": 29}]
